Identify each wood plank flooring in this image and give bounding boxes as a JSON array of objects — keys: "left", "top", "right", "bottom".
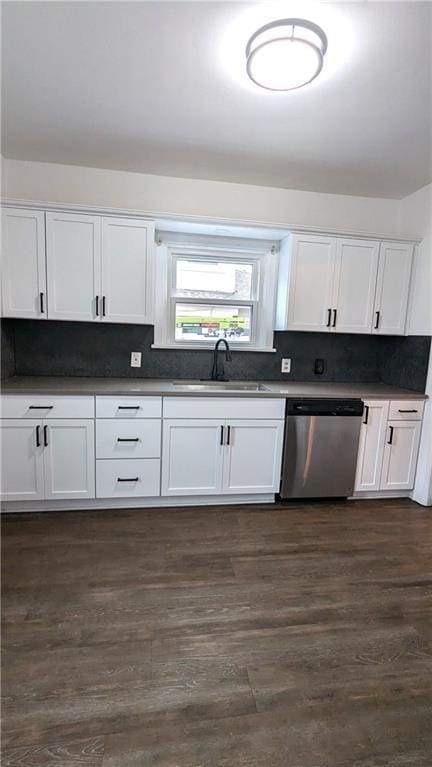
[{"left": 2, "top": 498, "right": 432, "bottom": 766}]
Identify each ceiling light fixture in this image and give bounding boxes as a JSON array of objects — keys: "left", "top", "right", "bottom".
[{"left": 245, "top": 18, "right": 328, "bottom": 91}]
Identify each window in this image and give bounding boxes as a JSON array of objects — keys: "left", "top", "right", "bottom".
[{"left": 153, "top": 236, "right": 279, "bottom": 351}]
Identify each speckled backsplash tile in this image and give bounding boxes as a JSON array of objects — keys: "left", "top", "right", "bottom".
[{"left": 2, "top": 319, "right": 430, "bottom": 392}]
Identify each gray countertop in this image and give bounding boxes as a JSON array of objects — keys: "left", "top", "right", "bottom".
[{"left": 0, "top": 376, "right": 427, "bottom": 400}]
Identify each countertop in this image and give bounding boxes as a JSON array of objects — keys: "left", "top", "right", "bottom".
[{"left": 0, "top": 376, "right": 427, "bottom": 400}]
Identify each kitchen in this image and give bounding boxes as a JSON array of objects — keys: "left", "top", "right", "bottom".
[{"left": 1, "top": 2, "right": 431, "bottom": 765}]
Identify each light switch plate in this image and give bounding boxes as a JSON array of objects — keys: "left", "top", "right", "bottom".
[
  {"left": 131, "top": 352, "right": 142, "bottom": 368},
  {"left": 281, "top": 358, "right": 291, "bottom": 373}
]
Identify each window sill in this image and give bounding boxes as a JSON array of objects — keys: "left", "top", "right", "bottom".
[{"left": 151, "top": 344, "right": 277, "bottom": 353}]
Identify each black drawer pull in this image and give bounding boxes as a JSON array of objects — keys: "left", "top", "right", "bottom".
[
  {"left": 226, "top": 425, "right": 231, "bottom": 446},
  {"left": 118, "top": 406, "right": 140, "bottom": 410},
  {"left": 95, "top": 295, "right": 99, "bottom": 316},
  {"left": 43, "top": 425, "right": 49, "bottom": 447},
  {"left": 102, "top": 296, "right": 106, "bottom": 317},
  {"left": 398, "top": 409, "right": 418, "bottom": 413},
  {"left": 29, "top": 405, "right": 53, "bottom": 409},
  {"left": 332, "top": 308, "right": 337, "bottom": 327},
  {"left": 40, "top": 292, "right": 45, "bottom": 314},
  {"left": 326, "top": 308, "right": 332, "bottom": 327},
  {"left": 117, "top": 477, "right": 139, "bottom": 482},
  {"left": 35, "top": 425, "right": 41, "bottom": 447},
  {"left": 363, "top": 405, "right": 369, "bottom": 425},
  {"left": 387, "top": 425, "right": 394, "bottom": 445},
  {"left": 117, "top": 437, "right": 140, "bottom": 442},
  {"left": 374, "top": 311, "right": 380, "bottom": 330}
]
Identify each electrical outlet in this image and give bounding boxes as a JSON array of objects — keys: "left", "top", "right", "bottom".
[
  {"left": 281, "top": 358, "right": 291, "bottom": 374},
  {"left": 130, "top": 352, "right": 142, "bottom": 368}
]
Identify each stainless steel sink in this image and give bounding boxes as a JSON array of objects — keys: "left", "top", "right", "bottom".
[{"left": 172, "top": 382, "right": 269, "bottom": 392}]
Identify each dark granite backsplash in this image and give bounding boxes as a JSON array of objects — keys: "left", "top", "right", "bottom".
[{"left": 1, "top": 319, "right": 430, "bottom": 392}]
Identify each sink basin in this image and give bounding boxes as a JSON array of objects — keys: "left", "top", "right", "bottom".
[{"left": 173, "top": 382, "right": 269, "bottom": 392}]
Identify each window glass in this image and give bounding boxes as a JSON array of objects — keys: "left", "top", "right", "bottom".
[
  {"left": 174, "top": 303, "right": 252, "bottom": 342},
  {"left": 175, "top": 258, "right": 253, "bottom": 300}
]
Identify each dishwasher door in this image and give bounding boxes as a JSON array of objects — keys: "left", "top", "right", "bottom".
[{"left": 280, "top": 399, "right": 363, "bottom": 499}]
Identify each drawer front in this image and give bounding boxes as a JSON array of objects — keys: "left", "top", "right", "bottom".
[
  {"left": 96, "top": 396, "right": 162, "bottom": 418},
  {"left": 96, "top": 419, "right": 161, "bottom": 459},
  {"left": 96, "top": 458, "right": 160, "bottom": 498},
  {"left": 1, "top": 395, "right": 95, "bottom": 419},
  {"left": 388, "top": 400, "right": 424, "bottom": 421},
  {"left": 162, "top": 397, "right": 285, "bottom": 420}
]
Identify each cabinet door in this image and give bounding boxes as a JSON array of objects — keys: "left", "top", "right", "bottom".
[
  {"left": 332, "top": 239, "right": 379, "bottom": 333},
  {"left": 101, "top": 217, "right": 153, "bottom": 324},
  {"left": 1, "top": 208, "right": 47, "bottom": 319},
  {"left": 222, "top": 420, "right": 284, "bottom": 494},
  {"left": 380, "top": 420, "right": 422, "bottom": 491},
  {"left": 0, "top": 419, "right": 44, "bottom": 501},
  {"left": 43, "top": 419, "right": 95, "bottom": 499},
  {"left": 373, "top": 242, "right": 413, "bottom": 335},
  {"left": 46, "top": 212, "right": 101, "bottom": 321},
  {"left": 354, "top": 400, "right": 389, "bottom": 492},
  {"left": 287, "top": 235, "right": 336, "bottom": 331},
  {"left": 161, "top": 419, "right": 224, "bottom": 496}
]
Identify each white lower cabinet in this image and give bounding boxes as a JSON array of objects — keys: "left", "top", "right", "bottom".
[
  {"left": 380, "top": 420, "right": 422, "bottom": 491},
  {"left": 0, "top": 418, "right": 95, "bottom": 501},
  {"left": 161, "top": 416, "right": 284, "bottom": 497},
  {"left": 354, "top": 399, "right": 423, "bottom": 494},
  {"left": 0, "top": 419, "right": 45, "bottom": 501},
  {"left": 96, "top": 458, "right": 160, "bottom": 498}
]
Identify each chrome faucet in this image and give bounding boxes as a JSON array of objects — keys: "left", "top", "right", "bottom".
[{"left": 211, "top": 339, "right": 232, "bottom": 381}]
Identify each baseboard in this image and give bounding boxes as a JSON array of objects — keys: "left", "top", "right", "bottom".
[
  {"left": 350, "top": 490, "right": 411, "bottom": 500},
  {"left": 0, "top": 493, "right": 276, "bottom": 513}
]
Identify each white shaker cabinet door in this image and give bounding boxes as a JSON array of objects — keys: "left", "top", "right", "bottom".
[
  {"left": 373, "top": 242, "right": 413, "bottom": 335},
  {"left": 1, "top": 208, "right": 47, "bottom": 319},
  {"left": 161, "top": 419, "right": 224, "bottom": 496},
  {"left": 222, "top": 420, "right": 284, "bottom": 494},
  {"left": 354, "top": 400, "right": 389, "bottom": 492},
  {"left": 100, "top": 217, "right": 153, "bottom": 324},
  {"left": 43, "top": 419, "right": 95, "bottom": 499},
  {"left": 380, "top": 420, "right": 422, "bottom": 491},
  {"left": 286, "top": 235, "right": 336, "bottom": 332},
  {"left": 46, "top": 212, "right": 101, "bottom": 322},
  {"left": 0, "top": 419, "right": 45, "bottom": 501},
  {"left": 332, "top": 239, "right": 380, "bottom": 333}
]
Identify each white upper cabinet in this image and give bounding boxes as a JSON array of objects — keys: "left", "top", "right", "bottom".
[
  {"left": 1, "top": 208, "right": 47, "bottom": 319},
  {"left": 331, "top": 239, "right": 380, "bottom": 334},
  {"left": 282, "top": 234, "right": 336, "bottom": 332},
  {"left": 372, "top": 242, "right": 414, "bottom": 335},
  {"left": 101, "top": 217, "right": 153, "bottom": 324},
  {"left": 46, "top": 212, "right": 101, "bottom": 322},
  {"left": 276, "top": 233, "right": 413, "bottom": 336}
]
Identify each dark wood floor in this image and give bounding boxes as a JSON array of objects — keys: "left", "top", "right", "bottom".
[{"left": 2, "top": 498, "right": 432, "bottom": 766}]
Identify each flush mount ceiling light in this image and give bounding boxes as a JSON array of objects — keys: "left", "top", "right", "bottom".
[{"left": 245, "top": 18, "right": 328, "bottom": 91}]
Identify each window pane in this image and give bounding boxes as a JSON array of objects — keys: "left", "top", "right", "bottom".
[
  {"left": 175, "top": 259, "right": 253, "bottom": 300},
  {"left": 175, "top": 303, "right": 252, "bottom": 342}
]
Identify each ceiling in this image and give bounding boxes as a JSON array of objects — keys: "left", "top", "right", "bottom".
[{"left": 2, "top": 1, "right": 431, "bottom": 199}]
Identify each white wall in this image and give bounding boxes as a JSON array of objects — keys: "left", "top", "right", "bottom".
[{"left": 2, "top": 157, "right": 412, "bottom": 238}]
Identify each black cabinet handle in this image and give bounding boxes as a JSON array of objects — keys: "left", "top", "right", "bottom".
[
  {"left": 117, "top": 477, "right": 139, "bottom": 482},
  {"left": 326, "top": 308, "right": 332, "bottom": 327},
  {"left": 220, "top": 425, "right": 224, "bottom": 446},
  {"left": 29, "top": 405, "right": 53, "bottom": 409},
  {"left": 35, "top": 425, "right": 41, "bottom": 447},
  {"left": 332, "top": 309, "right": 337, "bottom": 327},
  {"left": 117, "top": 437, "right": 140, "bottom": 442},
  {"left": 374, "top": 311, "right": 380, "bottom": 330},
  {"left": 226, "top": 425, "right": 231, "bottom": 446},
  {"left": 363, "top": 405, "right": 369, "bottom": 425},
  {"left": 43, "top": 425, "right": 48, "bottom": 447},
  {"left": 102, "top": 296, "right": 106, "bottom": 317},
  {"left": 40, "top": 292, "right": 45, "bottom": 314},
  {"left": 118, "top": 405, "right": 140, "bottom": 410},
  {"left": 398, "top": 409, "right": 418, "bottom": 413},
  {"left": 95, "top": 296, "right": 99, "bottom": 316},
  {"left": 387, "top": 425, "right": 394, "bottom": 445}
]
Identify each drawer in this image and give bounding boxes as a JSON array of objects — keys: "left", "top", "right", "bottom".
[
  {"left": 96, "top": 419, "right": 161, "bottom": 459},
  {"left": 96, "top": 396, "right": 162, "bottom": 418},
  {"left": 388, "top": 400, "right": 424, "bottom": 420},
  {"left": 162, "top": 397, "right": 285, "bottom": 420},
  {"left": 0, "top": 395, "right": 95, "bottom": 419},
  {"left": 96, "top": 458, "right": 160, "bottom": 498}
]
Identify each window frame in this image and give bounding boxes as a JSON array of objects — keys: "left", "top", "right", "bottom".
[{"left": 153, "top": 235, "right": 279, "bottom": 352}]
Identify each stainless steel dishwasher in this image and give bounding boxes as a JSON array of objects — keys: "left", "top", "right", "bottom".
[{"left": 280, "top": 399, "right": 364, "bottom": 499}]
